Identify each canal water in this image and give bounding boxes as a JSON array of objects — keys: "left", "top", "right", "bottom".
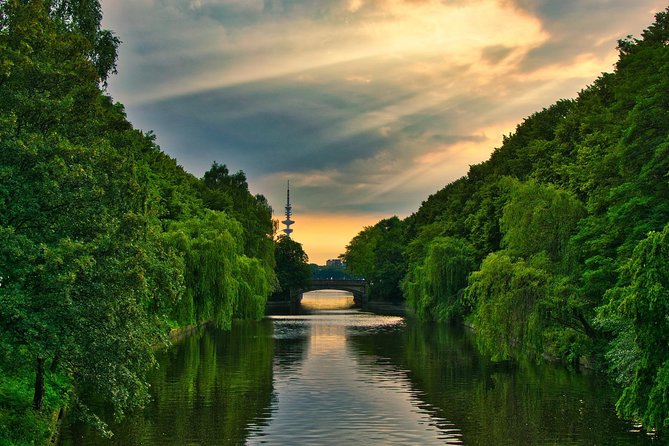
[{"left": 60, "top": 291, "right": 654, "bottom": 445}]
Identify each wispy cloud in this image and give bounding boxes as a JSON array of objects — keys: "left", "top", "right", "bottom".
[{"left": 101, "top": 0, "right": 667, "bottom": 262}]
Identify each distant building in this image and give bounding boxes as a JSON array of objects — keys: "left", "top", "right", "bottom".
[{"left": 326, "top": 258, "right": 344, "bottom": 269}]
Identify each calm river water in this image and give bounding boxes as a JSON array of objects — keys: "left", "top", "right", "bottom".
[{"left": 61, "top": 291, "right": 654, "bottom": 445}]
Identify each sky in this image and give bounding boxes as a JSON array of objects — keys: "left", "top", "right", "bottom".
[{"left": 100, "top": 0, "right": 666, "bottom": 264}]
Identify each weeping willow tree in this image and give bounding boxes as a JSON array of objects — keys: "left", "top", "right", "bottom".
[
  {"left": 465, "top": 253, "right": 550, "bottom": 361},
  {"left": 167, "top": 210, "right": 275, "bottom": 328},
  {"left": 501, "top": 180, "right": 585, "bottom": 265},
  {"left": 168, "top": 211, "right": 244, "bottom": 329},
  {"left": 403, "top": 236, "right": 476, "bottom": 321},
  {"left": 234, "top": 256, "right": 275, "bottom": 320}
]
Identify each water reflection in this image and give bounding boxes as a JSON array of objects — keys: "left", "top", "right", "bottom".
[
  {"left": 349, "top": 322, "right": 654, "bottom": 445},
  {"left": 249, "top": 310, "right": 460, "bottom": 445},
  {"left": 60, "top": 296, "right": 655, "bottom": 445},
  {"left": 60, "top": 321, "right": 275, "bottom": 445}
]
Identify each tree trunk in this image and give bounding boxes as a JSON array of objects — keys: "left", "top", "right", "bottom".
[
  {"left": 577, "top": 312, "right": 598, "bottom": 339},
  {"left": 50, "top": 349, "right": 60, "bottom": 373},
  {"left": 32, "top": 356, "right": 45, "bottom": 411}
]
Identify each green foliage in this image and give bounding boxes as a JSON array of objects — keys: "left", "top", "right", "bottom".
[
  {"left": 501, "top": 180, "right": 585, "bottom": 264},
  {"left": 403, "top": 236, "right": 476, "bottom": 321},
  {"left": 235, "top": 256, "right": 274, "bottom": 319},
  {"left": 272, "top": 235, "right": 310, "bottom": 300},
  {"left": 600, "top": 224, "right": 669, "bottom": 430},
  {"left": 168, "top": 211, "right": 243, "bottom": 329},
  {"left": 201, "top": 162, "right": 275, "bottom": 264},
  {"left": 465, "top": 253, "right": 549, "bottom": 361},
  {"left": 342, "top": 217, "right": 406, "bottom": 302}
]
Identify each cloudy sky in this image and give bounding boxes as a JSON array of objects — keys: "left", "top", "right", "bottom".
[{"left": 100, "top": 0, "right": 666, "bottom": 263}]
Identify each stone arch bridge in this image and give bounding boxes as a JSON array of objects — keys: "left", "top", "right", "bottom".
[{"left": 294, "top": 279, "right": 368, "bottom": 307}]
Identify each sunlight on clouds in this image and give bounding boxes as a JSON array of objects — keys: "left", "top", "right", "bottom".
[
  {"left": 358, "top": 120, "right": 516, "bottom": 205},
  {"left": 115, "top": 0, "right": 548, "bottom": 105},
  {"left": 356, "top": 0, "right": 546, "bottom": 60},
  {"left": 415, "top": 122, "right": 516, "bottom": 166},
  {"left": 101, "top": 0, "right": 668, "bottom": 261},
  {"left": 345, "top": 75, "right": 373, "bottom": 83},
  {"left": 293, "top": 171, "right": 342, "bottom": 188},
  {"left": 348, "top": 0, "right": 364, "bottom": 13},
  {"left": 520, "top": 50, "right": 619, "bottom": 82}
]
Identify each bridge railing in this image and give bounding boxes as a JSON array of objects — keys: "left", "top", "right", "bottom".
[{"left": 308, "top": 278, "right": 366, "bottom": 286}]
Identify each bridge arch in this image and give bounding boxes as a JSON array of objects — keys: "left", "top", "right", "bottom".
[{"left": 295, "top": 279, "right": 368, "bottom": 307}]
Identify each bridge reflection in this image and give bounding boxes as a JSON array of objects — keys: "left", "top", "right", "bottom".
[
  {"left": 298, "top": 279, "right": 368, "bottom": 307},
  {"left": 301, "top": 290, "right": 354, "bottom": 311}
]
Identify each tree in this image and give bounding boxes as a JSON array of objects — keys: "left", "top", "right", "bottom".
[
  {"left": 403, "top": 236, "right": 476, "bottom": 321},
  {"left": 272, "top": 235, "right": 310, "bottom": 301},
  {"left": 201, "top": 162, "right": 275, "bottom": 263},
  {"left": 0, "top": 1, "right": 278, "bottom": 442},
  {"left": 501, "top": 180, "right": 585, "bottom": 264},
  {"left": 0, "top": 133, "right": 182, "bottom": 434},
  {"left": 167, "top": 211, "right": 245, "bottom": 329},
  {"left": 465, "top": 253, "right": 550, "bottom": 361},
  {"left": 343, "top": 217, "right": 407, "bottom": 302},
  {"left": 600, "top": 225, "right": 669, "bottom": 431}
]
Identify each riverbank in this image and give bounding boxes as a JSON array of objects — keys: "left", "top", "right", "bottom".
[
  {"left": 46, "top": 323, "right": 209, "bottom": 445},
  {"left": 363, "top": 301, "right": 409, "bottom": 317},
  {"left": 168, "top": 324, "right": 209, "bottom": 344}
]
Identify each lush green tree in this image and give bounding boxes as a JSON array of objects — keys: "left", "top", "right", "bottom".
[
  {"left": 272, "top": 235, "right": 311, "bottom": 301},
  {"left": 201, "top": 162, "right": 275, "bottom": 264},
  {"left": 465, "top": 253, "right": 550, "bottom": 361},
  {"left": 501, "top": 180, "right": 585, "bottom": 264},
  {"left": 0, "top": 2, "right": 278, "bottom": 442},
  {"left": 343, "top": 217, "right": 407, "bottom": 302},
  {"left": 0, "top": 2, "right": 166, "bottom": 438},
  {"left": 341, "top": 225, "right": 379, "bottom": 278},
  {"left": 0, "top": 133, "right": 183, "bottom": 436},
  {"left": 463, "top": 178, "right": 510, "bottom": 258},
  {"left": 403, "top": 236, "right": 476, "bottom": 321},
  {"left": 600, "top": 224, "right": 669, "bottom": 431},
  {"left": 167, "top": 211, "right": 245, "bottom": 329}
]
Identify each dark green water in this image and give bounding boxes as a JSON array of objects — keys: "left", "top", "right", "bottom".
[{"left": 61, "top": 292, "right": 655, "bottom": 445}]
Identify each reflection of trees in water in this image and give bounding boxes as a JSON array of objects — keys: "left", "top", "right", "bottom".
[
  {"left": 62, "top": 321, "right": 275, "bottom": 445},
  {"left": 271, "top": 320, "right": 310, "bottom": 372},
  {"left": 349, "top": 322, "right": 652, "bottom": 445}
]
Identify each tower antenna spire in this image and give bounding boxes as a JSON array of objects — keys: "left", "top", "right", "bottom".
[{"left": 282, "top": 180, "right": 294, "bottom": 237}]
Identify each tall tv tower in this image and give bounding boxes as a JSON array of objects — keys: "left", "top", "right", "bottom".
[{"left": 282, "top": 180, "right": 294, "bottom": 237}]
